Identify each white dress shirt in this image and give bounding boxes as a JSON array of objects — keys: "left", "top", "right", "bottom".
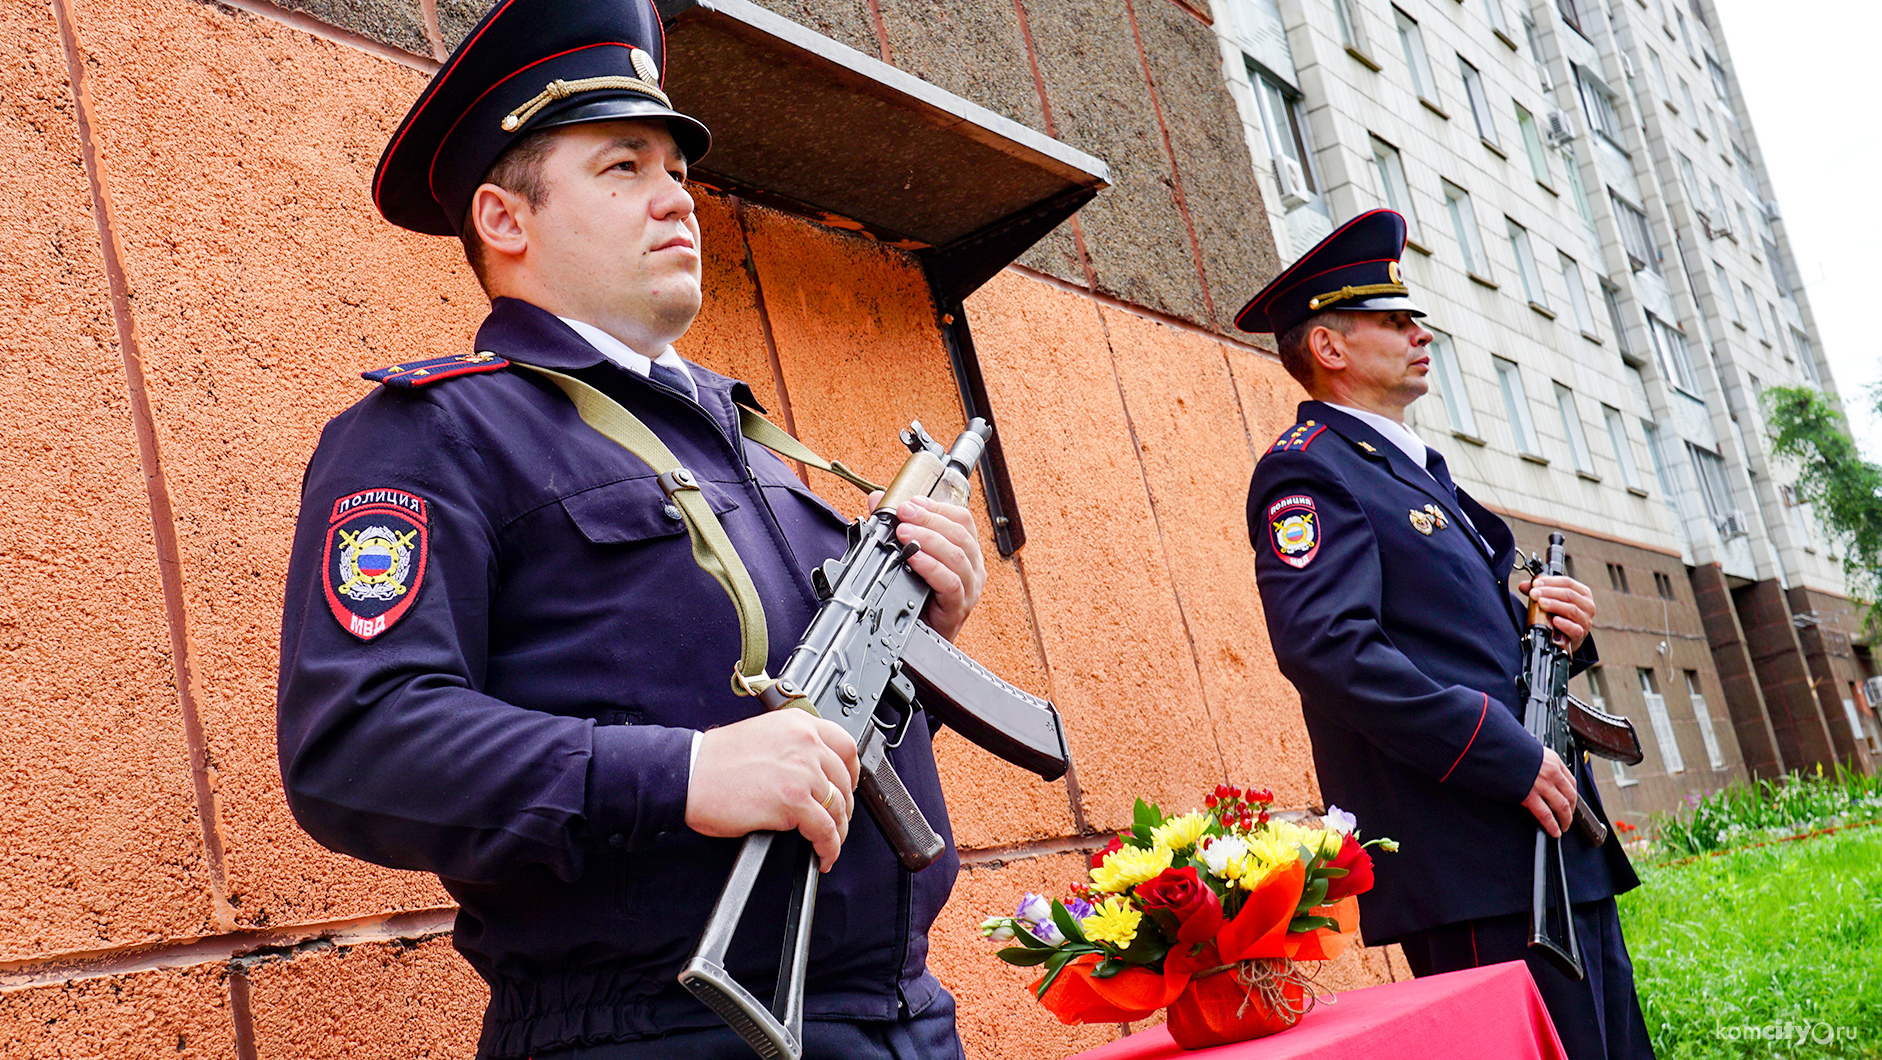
[{"left": 557, "top": 316, "right": 696, "bottom": 400}]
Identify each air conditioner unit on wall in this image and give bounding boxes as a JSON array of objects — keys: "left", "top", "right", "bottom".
[
  {"left": 1275, "top": 155, "right": 1312, "bottom": 208},
  {"left": 1545, "top": 109, "right": 1576, "bottom": 145},
  {"left": 1716, "top": 510, "right": 1751, "bottom": 539},
  {"left": 1763, "top": 199, "right": 1782, "bottom": 222}
]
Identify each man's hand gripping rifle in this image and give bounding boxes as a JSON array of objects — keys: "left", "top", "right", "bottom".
[
  {"left": 679, "top": 419, "right": 1071, "bottom": 1060},
  {"left": 1518, "top": 531, "right": 1644, "bottom": 981}
]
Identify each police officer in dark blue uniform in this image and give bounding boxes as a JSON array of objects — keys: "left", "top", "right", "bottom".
[
  {"left": 1238, "top": 210, "right": 1654, "bottom": 1060},
  {"left": 274, "top": 1, "right": 982, "bottom": 1057}
]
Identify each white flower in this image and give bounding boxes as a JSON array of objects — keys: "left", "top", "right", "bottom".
[
  {"left": 1015, "top": 892, "right": 1051, "bottom": 925},
  {"left": 1199, "top": 833, "right": 1249, "bottom": 876},
  {"left": 1030, "top": 918, "right": 1066, "bottom": 946},
  {"left": 980, "top": 917, "right": 1017, "bottom": 942},
  {"left": 1321, "top": 805, "right": 1358, "bottom": 835}
]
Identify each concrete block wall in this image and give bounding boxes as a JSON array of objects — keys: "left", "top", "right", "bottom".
[{"left": 1, "top": 0, "right": 1399, "bottom": 1055}]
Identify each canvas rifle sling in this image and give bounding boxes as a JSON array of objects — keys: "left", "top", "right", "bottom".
[{"left": 515, "top": 364, "right": 883, "bottom": 701}]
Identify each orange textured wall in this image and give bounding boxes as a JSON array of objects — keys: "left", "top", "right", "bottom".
[{"left": 1, "top": 0, "right": 1398, "bottom": 1054}]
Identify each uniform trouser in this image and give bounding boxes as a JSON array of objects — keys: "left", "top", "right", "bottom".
[
  {"left": 526, "top": 990, "right": 966, "bottom": 1060},
  {"left": 1394, "top": 898, "right": 1655, "bottom": 1060}
]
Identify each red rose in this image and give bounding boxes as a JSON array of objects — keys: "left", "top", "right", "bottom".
[
  {"left": 1135, "top": 866, "right": 1224, "bottom": 945},
  {"left": 1091, "top": 835, "right": 1124, "bottom": 869},
  {"left": 1321, "top": 833, "right": 1375, "bottom": 902}
]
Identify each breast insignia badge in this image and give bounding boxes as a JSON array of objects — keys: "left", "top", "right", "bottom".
[
  {"left": 323, "top": 488, "right": 430, "bottom": 640},
  {"left": 1356, "top": 441, "right": 1378, "bottom": 454},
  {"left": 1266, "top": 494, "right": 1321, "bottom": 568},
  {"left": 1409, "top": 508, "right": 1435, "bottom": 535},
  {"left": 1423, "top": 504, "right": 1449, "bottom": 530}
]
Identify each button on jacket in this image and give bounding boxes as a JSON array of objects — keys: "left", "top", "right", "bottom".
[
  {"left": 277, "top": 298, "right": 959, "bottom": 1058},
  {"left": 1248, "top": 401, "right": 1637, "bottom": 944}
]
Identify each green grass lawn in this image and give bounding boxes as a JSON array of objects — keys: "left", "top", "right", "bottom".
[{"left": 1620, "top": 825, "right": 1882, "bottom": 1058}]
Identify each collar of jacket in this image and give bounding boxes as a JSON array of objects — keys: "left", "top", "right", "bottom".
[
  {"left": 476, "top": 296, "right": 773, "bottom": 413},
  {"left": 1299, "top": 401, "right": 1494, "bottom": 563}
]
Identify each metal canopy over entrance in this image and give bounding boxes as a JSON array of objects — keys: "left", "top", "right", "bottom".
[{"left": 656, "top": 0, "right": 1111, "bottom": 302}]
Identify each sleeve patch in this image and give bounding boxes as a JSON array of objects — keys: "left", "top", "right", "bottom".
[
  {"left": 324, "top": 489, "right": 429, "bottom": 640},
  {"left": 363, "top": 351, "right": 510, "bottom": 388},
  {"left": 1267, "top": 420, "right": 1327, "bottom": 453},
  {"left": 1266, "top": 494, "right": 1321, "bottom": 568}
]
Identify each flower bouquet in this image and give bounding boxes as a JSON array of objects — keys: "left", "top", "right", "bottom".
[{"left": 980, "top": 785, "right": 1395, "bottom": 1050}]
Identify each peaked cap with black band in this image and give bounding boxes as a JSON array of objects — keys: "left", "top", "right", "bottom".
[
  {"left": 1234, "top": 208, "right": 1425, "bottom": 335},
  {"left": 373, "top": 0, "right": 711, "bottom": 237}
]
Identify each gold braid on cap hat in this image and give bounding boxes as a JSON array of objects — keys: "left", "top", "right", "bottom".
[
  {"left": 1307, "top": 282, "right": 1410, "bottom": 311},
  {"left": 500, "top": 48, "right": 670, "bottom": 132}
]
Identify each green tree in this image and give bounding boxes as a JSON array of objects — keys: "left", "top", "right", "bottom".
[{"left": 1762, "top": 384, "right": 1882, "bottom": 635}]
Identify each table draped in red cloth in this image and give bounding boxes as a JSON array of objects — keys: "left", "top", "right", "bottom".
[{"left": 1062, "top": 961, "right": 1567, "bottom": 1060}]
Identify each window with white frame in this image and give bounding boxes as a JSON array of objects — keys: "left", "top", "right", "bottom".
[
  {"left": 1507, "top": 218, "right": 1547, "bottom": 307},
  {"left": 1331, "top": 0, "right": 1368, "bottom": 53},
  {"left": 1706, "top": 55, "right": 1731, "bottom": 105},
  {"left": 1679, "top": 79, "right": 1698, "bottom": 128},
  {"left": 1371, "top": 136, "right": 1419, "bottom": 238},
  {"left": 1611, "top": 192, "right": 1659, "bottom": 273},
  {"left": 1714, "top": 264, "right": 1740, "bottom": 323},
  {"left": 1675, "top": 8, "right": 1695, "bottom": 60},
  {"left": 1516, "top": 104, "right": 1550, "bottom": 185},
  {"left": 1677, "top": 151, "right": 1702, "bottom": 205},
  {"left": 1576, "top": 66, "right": 1622, "bottom": 144},
  {"left": 1647, "top": 48, "right": 1671, "bottom": 101},
  {"left": 1602, "top": 281, "right": 1631, "bottom": 354},
  {"left": 1684, "top": 671, "right": 1726, "bottom": 770},
  {"left": 1559, "top": 254, "right": 1596, "bottom": 334},
  {"left": 1586, "top": 669, "right": 1636, "bottom": 786},
  {"left": 1557, "top": 0, "right": 1585, "bottom": 37},
  {"left": 1494, "top": 357, "right": 1540, "bottom": 454},
  {"left": 1603, "top": 405, "right": 1642, "bottom": 489},
  {"left": 1426, "top": 328, "right": 1478, "bottom": 435},
  {"left": 1745, "top": 284, "right": 1766, "bottom": 341},
  {"left": 1484, "top": 0, "right": 1510, "bottom": 37},
  {"left": 1395, "top": 8, "right": 1439, "bottom": 104},
  {"left": 1639, "top": 668, "right": 1685, "bottom": 773},
  {"left": 1766, "top": 239, "right": 1791, "bottom": 297},
  {"left": 1733, "top": 145, "right": 1760, "bottom": 198},
  {"left": 1709, "top": 181, "right": 1732, "bottom": 235},
  {"left": 1444, "top": 181, "right": 1488, "bottom": 276},
  {"left": 1555, "top": 384, "right": 1594, "bottom": 472},
  {"left": 1562, "top": 152, "right": 1597, "bottom": 235},
  {"left": 1686, "top": 442, "right": 1734, "bottom": 526},
  {"left": 1461, "top": 57, "right": 1499, "bottom": 145},
  {"left": 1521, "top": 16, "right": 1549, "bottom": 90},
  {"left": 1250, "top": 63, "right": 1320, "bottom": 208},
  {"left": 1647, "top": 313, "right": 1698, "bottom": 391},
  {"left": 1792, "top": 328, "right": 1822, "bottom": 387},
  {"left": 1764, "top": 301, "right": 1780, "bottom": 345}
]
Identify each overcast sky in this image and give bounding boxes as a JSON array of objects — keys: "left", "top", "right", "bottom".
[{"left": 1709, "top": 0, "right": 1881, "bottom": 461}]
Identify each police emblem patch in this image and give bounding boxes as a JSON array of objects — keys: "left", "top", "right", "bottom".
[
  {"left": 323, "top": 489, "right": 429, "bottom": 640},
  {"left": 1266, "top": 494, "right": 1320, "bottom": 568}
]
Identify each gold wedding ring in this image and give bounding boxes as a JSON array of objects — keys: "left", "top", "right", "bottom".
[{"left": 819, "top": 786, "right": 840, "bottom": 812}]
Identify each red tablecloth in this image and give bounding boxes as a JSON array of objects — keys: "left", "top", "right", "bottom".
[{"left": 1064, "top": 961, "right": 1566, "bottom": 1060}]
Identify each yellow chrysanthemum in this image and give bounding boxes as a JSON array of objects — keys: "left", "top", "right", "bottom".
[
  {"left": 1080, "top": 896, "right": 1142, "bottom": 947},
  {"left": 1089, "top": 843, "right": 1173, "bottom": 894},
  {"left": 1242, "top": 829, "right": 1307, "bottom": 873},
  {"left": 1233, "top": 857, "right": 1288, "bottom": 891},
  {"left": 1151, "top": 812, "right": 1210, "bottom": 854}
]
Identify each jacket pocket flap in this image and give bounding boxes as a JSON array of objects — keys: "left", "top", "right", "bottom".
[{"left": 561, "top": 476, "right": 741, "bottom": 545}]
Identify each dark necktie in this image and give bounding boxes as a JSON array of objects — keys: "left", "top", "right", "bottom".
[
  {"left": 648, "top": 359, "right": 697, "bottom": 403},
  {"left": 1424, "top": 447, "right": 1458, "bottom": 498}
]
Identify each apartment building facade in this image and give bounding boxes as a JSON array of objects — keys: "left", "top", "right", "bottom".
[{"left": 1207, "top": 0, "right": 1879, "bottom": 820}]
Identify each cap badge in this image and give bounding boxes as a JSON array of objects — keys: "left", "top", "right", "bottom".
[{"left": 1389, "top": 261, "right": 1403, "bottom": 284}]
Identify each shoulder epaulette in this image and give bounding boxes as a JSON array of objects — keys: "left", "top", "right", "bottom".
[
  {"left": 1267, "top": 419, "right": 1327, "bottom": 454},
  {"left": 362, "top": 350, "right": 510, "bottom": 388}
]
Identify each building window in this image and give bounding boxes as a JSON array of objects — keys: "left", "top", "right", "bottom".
[
  {"left": 1371, "top": 136, "right": 1420, "bottom": 238},
  {"left": 1515, "top": 104, "right": 1550, "bottom": 185},
  {"left": 1714, "top": 264, "right": 1741, "bottom": 323},
  {"left": 1555, "top": 384, "right": 1593, "bottom": 472},
  {"left": 1562, "top": 150, "right": 1597, "bottom": 233},
  {"left": 1484, "top": 0, "right": 1510, "bottom": 36},
  {"left": 1644, "top": 421, "right": 1678, "bottom": 512},
  {"left": 1639, "top": 668, "right": 1685, "bottom": 774},
  {"left": 1495, "top": 357, "right": 1541, "bottom": 454},
  {"left": 1708, "top": 181, "right": 1732, "bottom": 236},
  {"left": 1444, "top": 181, "right": 1488, "bottom": 277},
  {"left": 1559, "top": 254, "right": 1596, "bottom": 334},
  {"left": 1461, "top": 57, "right": 1499, "bottom": 145},
  {"left": 1588, "top": 669, "right": 1636, "bottom": 787},
  {"left": 1686, "top": 442, "right": 1735, "bottom": 529},
  {"left": 1332, "top": 0, "right": 1368, "bottom": 53},
  {"left": 1395, "top": 8, "right": 1440, "bottom": 105},
  {"left": 1576, "top": 66, "right": 1622, "bottom": 145},
  {"left": 1601, "top": 281, "right": 1632, "bottom": 354},
  {"left": 1677, "top": 151, "right": 1702, "bottom": 204},
  {"left": 1733, "top": 145, "right": 1761, "bottom": 198},
  {"left": 1557, "top": 0, "right": 1584, "bottom": 37},
  {"left": 1647, "top": 314, "right": 1698, "bottom": 392},
  {"left": 1679, "top": 79, "right": 1699, "bottom": 132},
  {"left": 1606, "top": 562, "right": 1630, "bottom": 594},
  {"left": 1250, "top": 63, "right": 1320, "bottom": 208},
  {"left": 1746, "top": 285, "right": 1767, "bottom": 342},
  {"left": 1647, "top": 48, "right": 1671, "bottom": 101},
  {"left": 1653, "top": 570, "right": 1676, "bottom": 599},
  {"left": 1508, "top": 219, "right": 1547, "bottom": 307},
  {"left": 1521, "top": 16, "right": 1550, "bottom": 90},
  {"left": 1675, "top": 7, "right": 1695, "bottom": 60},
  {"left": 1766, "top": 239, "right": 1791, "bottom": 297},
  {"left": 1611, "top": 192, "right": 1660, "bottom": 273},
  {"left": 1792, "top": 328, "right": 1822, "bottom": 387},
  {"left": 1685, "top": 671, "right": 1726, "bottom": 770},
  {"left": 1603, "top": 404, "right": 1642, "bottom": 489},
  {"left": 1707, "top": 55, "right": 1731, "bottom": 103},
  {"left": 1427, "top": 328, "right": 1478, "bottom": 435}
]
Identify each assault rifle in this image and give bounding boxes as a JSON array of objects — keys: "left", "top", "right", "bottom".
[
  {"left": 1517, "top": 532, "right": 1644, "bottom": 981},
  {"left": 680, "top": 419, "right": 1071, "bottom": 1060}
]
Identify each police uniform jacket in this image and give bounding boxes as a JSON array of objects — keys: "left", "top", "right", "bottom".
[
  {"left": 1248, "top": 401, "right": 1637, "bottom": 944},
  {"left": 277, "top": 298, "right": 959, "bottom": 1058}
]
